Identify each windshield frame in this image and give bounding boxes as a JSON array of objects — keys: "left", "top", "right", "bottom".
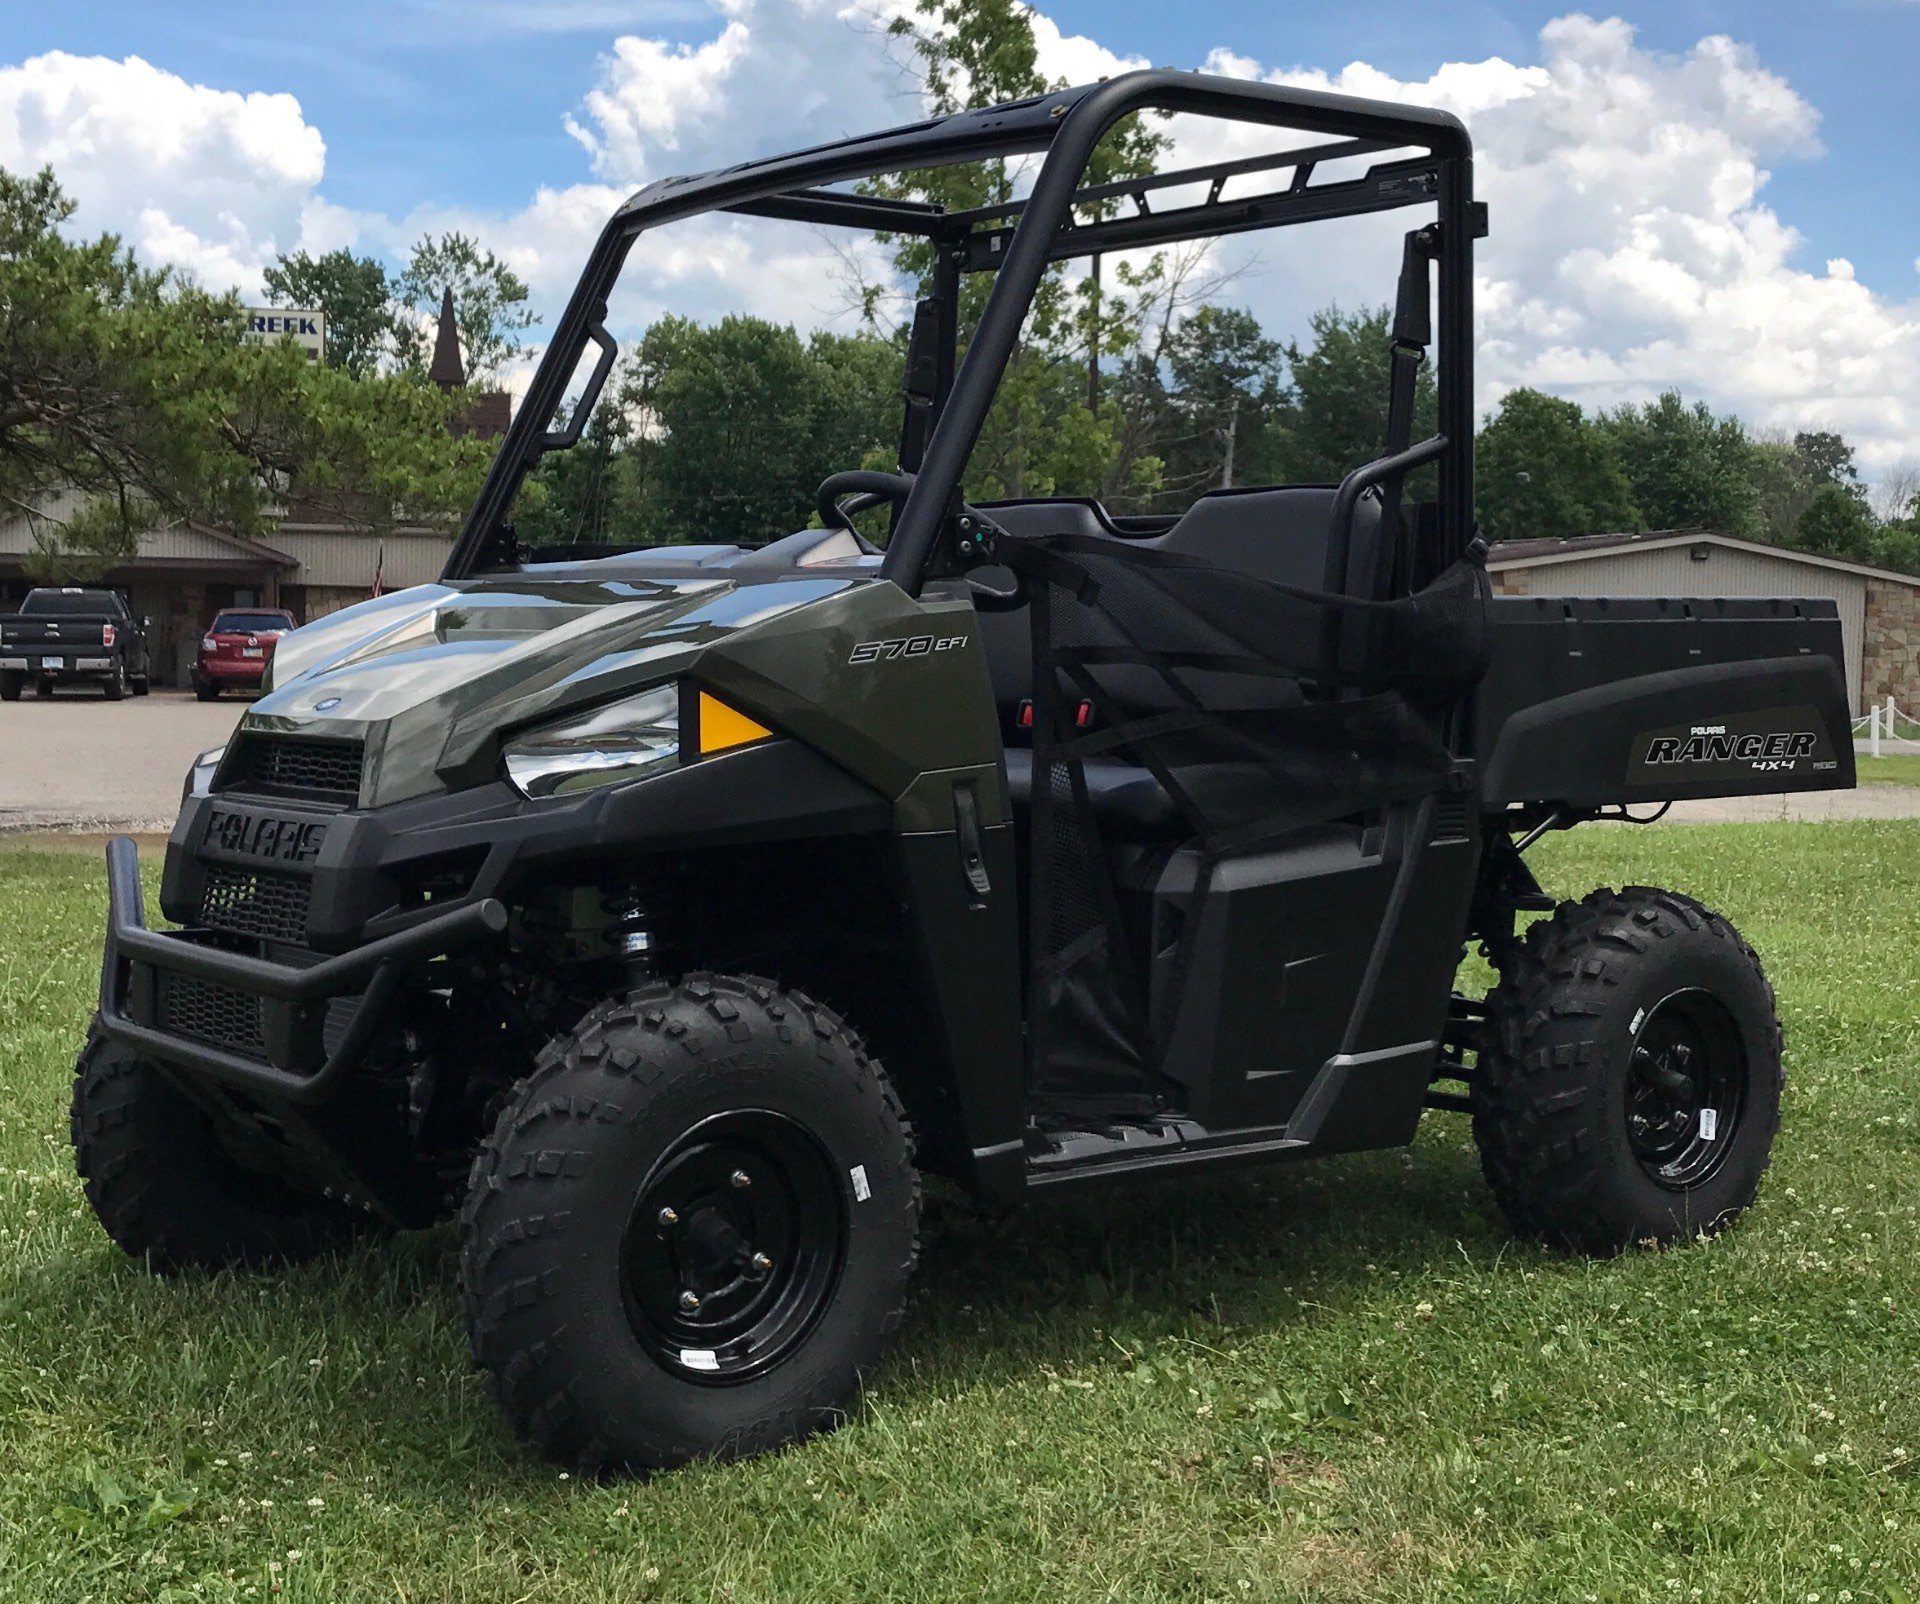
[{"left": 442, "top": 69, "right": 1474, "bottom": 595}]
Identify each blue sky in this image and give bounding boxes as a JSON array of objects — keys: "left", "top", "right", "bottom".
[
  {"left": 4, "top": 1, "right": 1918, "bottom": 470},
  {"left": 10, "top": 0, "right": 1916, "bottom": 294}
]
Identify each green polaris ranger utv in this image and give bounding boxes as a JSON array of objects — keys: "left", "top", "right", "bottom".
[{"left": 75, "top": 70, "right": 1854, "bottom": 1473}]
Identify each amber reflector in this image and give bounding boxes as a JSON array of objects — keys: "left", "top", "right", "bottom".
[{"left": 696, "top": 691, "right": 773, "bottom": 754}]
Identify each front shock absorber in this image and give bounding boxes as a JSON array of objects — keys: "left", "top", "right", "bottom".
[{"left": 601, "top": 891, "right": 657, "bottom": 983}]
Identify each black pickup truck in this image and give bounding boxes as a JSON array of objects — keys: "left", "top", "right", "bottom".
[{"left": 0, "top": 587, "right": 152, "bottom": 700}]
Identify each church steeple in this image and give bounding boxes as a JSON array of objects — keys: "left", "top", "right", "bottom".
[{"left": 428, "top": 287, "right": 465, "bottom": 388}]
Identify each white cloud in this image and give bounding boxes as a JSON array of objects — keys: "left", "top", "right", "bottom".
[
  {"left": 1187, "top": 15, "right": 1920, "bottom": 470},
  {"left": 0, "top": 51, "right": 331, "bottom": 294},
  {"left": 563, "top": 0, "right": 914, "bottom": 182},
  {"left": 6, "top": 11, "right": 1919, "bottom": 471}
]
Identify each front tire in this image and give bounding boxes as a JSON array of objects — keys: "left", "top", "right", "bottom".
[
  {"left": 460, "top": 973, "right": 919, "bottom": 1474},
  {"left": 1472, "top": 886, "right": 1783, "bottom": 1256},
  {"left": 71, "top": 1023, "right": 371, "bottom": 1271}
]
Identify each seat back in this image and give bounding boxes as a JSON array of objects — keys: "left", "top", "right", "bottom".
[{"left": 975, "top": 487, "right": 1386, "bottom": 741}]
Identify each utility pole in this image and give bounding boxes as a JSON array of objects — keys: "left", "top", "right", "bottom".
[{"left": 1220, "top": 397, "right": 1238, "bottom": 490}]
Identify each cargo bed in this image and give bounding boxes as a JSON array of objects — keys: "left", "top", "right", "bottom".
[{"left": 1472, "top": 595, "right": 1855, "bottom": 809}]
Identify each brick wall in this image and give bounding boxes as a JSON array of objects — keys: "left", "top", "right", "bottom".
[{"left": 1862, "top": 579, "right": 1920, "bottom": 710}]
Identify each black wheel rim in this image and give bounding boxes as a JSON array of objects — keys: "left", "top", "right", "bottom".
[
  {"left": 1623, "top": 988, "right": 1747, "bottom": 1189},
  {"left": 621, "top": 1110, "right": 847, "bottom": 1386}
]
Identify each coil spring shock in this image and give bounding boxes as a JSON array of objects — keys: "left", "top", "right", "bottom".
[{"left": 602, "top": 892, "right": 657, "bottom": 982}]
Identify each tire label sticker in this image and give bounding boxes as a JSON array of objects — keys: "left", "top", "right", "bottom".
[
  {"left": 678, "top": 1348, "right": 719, "bottom": 1371},
  {"left": 849, "top": 1164, "right": 871, "bottom": 1202},
  {"left": 1699, "top": 1108, "right": 1718, "bottom": 1142}
]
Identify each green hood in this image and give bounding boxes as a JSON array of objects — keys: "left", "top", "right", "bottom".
[{"left": 247, "top": 567, "right": 871, "bottom": 806}]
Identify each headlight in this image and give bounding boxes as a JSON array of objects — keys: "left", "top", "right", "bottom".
[
  {"left": 184, "top": 744, "right": 226, "bottom": 802},
  {"left": 201, "top": 636, "right": 217, "bottom": 652},
  {"left": 503, "top": 685, "right": 680, "bottom": 799}
]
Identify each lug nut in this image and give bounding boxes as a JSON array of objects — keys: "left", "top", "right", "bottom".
[
  {"left": 657, "top": 1206, "right": 679, "bottom": 1227},
  {"left": 730, "top": 1170, "right": 752, "bottom": 1190},
  {"left": 750, "top": 1252, "right": 773, "bottom": 1273},
  {"left": 678, "top": 1290, "right": 701, "bottom": 1313}
]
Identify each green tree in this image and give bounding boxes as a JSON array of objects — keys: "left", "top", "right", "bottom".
[
  {"left": 1271, "top": 305, "right": 1437, "bottom": 484},
  {"left": 0, "top": 165, "right": 268, "bottom": 569},
  {"left": 1871, "top": 517, "right": 1920, "bottom": 576},
  {"left": 1794, "top": 481, "right": 1877, "bottom": 561},
  {"left": 225, "top": 336, "right": 496, "bottom": 535},
  {"left": 587, "top": 316, "right": 899, "bottom": 548},
  {"left": 1754, "top": 428, "right": 1870, "bottom": 549},
  {"left": 0, "top": 165, "right": 493, "bottom": 575},
  {"left": 870, "top": 0, "right": 1166, "bottom": 505},
  {"left": 1475, "top": 388, "right": 1638, "bottom": 541},
  {"left": 1599, "top": 392, "right": 1763, "bottom": 538},
  {"left": 395, "top": 233, "right": 538, "bottom": 383},
  {"left": 263, "top": 248, "right": 401, "bottom": 377},
  {"left": 1112, "top": 304, "right": 1288, "bottom": 509},
  {"left": 1792, "top": 429, "right": 1858, "bottom": 487},
  {"left": 515, "top": 396, "right": 643, "bottom": 548}
]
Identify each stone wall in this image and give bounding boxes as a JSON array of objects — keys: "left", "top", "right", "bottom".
[{"left": 1862, "top": 579, "right": 1920, "bottom": 711}]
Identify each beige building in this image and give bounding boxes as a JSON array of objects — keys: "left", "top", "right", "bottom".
[
  {"left": 0, "top": 495, "right": 456, "bottom": 687},
  {"left": 1489, "top": 529, "right": 1920, "bottom": 716},
  {"left": 0, "top": 291, "right": 501, "bottom": 686}
]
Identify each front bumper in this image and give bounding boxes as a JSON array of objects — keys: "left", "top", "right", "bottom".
[{"left": 97, "top": 835, "right": 506, "bottom": 1105}]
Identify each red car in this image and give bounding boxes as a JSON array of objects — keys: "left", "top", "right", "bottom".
[{"left": 191, "top": 607, "right": 297, "bottom": 700}]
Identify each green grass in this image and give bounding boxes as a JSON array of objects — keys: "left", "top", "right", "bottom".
[
  {"left": 3, "top": 826, "right": 1919, "bottom": 1602},
  {"left": 1857, "top": 754, "right": 1920, "bottom": 788}
]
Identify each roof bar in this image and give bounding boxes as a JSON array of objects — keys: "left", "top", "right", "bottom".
[
  {"left": 945, "top": 135, "right": 1398, "bottom": 230},
  {"left": 961, "top": 155, "right": 1440, "bottom": 272},
  {"left": 727, "top": 188, "right": 949, "bottom": 235}
]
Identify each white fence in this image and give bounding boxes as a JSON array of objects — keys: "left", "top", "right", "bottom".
[{"left": 1852, "top": 697, "right": 1920, "bottom": 757}]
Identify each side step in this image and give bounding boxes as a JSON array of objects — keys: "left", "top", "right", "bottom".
[{"left": 1023, "top": 1117, "right": 1308, "bottom": 1191}]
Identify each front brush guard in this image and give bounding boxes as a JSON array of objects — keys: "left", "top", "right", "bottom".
[{"left": 96, "top": 835, "right": 508, "bottom": 1106}]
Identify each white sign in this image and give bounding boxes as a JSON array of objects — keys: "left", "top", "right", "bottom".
[{"left": 245, "top": 309, "right": 326, "bottom": 363}]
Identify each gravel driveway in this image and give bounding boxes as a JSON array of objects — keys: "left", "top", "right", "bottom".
[{"left": 0, "top": 688, "right": 251, "bottom": 832}]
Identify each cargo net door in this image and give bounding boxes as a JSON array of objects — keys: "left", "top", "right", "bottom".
[{"left": 1007, "top": 530, "right": 1488, "bottom": 1106}]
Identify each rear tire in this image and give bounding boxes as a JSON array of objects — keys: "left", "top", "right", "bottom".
[
  {"left": 194, "top": 679, "right": 218, "bottom": 702},
  {"left": 1472, "top": 886, "right": 1782, "bottom": 1256},
  {"left": 132, "top": 674, "right": 150, "bottom": 696},
  {"left": 71, "top": 1022, "right": 370, "bottom": 1272},
  {"left": 36, "top": 677, "right": 52, "bottom": 697},
  {"left": 460, "top": 973, "right": 919, "bottom": 1474},
  {"left": 0, "top": 671, "right": 19, "bottom": 702},
  {"left": 104, "top": 662, "right": 126, "bottom": 701}
]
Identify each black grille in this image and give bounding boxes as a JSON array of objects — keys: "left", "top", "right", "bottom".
[
  {"left": 158, "top": 973, "right": 268, "bottom": 1059},
  {"left": 221, "top": 736, "right": 364, "bottom": 805},
  {"left": 199, "top": 865, "right": 311, "bottom": 944}
]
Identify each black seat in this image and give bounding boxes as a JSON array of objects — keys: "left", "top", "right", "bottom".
[
  {"left": 976, "top": 486, "right": 1385, "bottom": 736},
  {"left": 981, "top": 487, "right": 1391, "bottom": 843}
]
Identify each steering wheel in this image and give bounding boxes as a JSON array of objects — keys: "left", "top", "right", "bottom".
[
  {"left": 813, "top": 468, "right": 1024, "bottom": 607},
  {"left": 816, "top": 469, "right": 917, "bottom": 533}
]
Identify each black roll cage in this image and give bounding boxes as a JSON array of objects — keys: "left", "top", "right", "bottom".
[{"left": 442, "top": 69, "right": 1477, "bottom": 597}]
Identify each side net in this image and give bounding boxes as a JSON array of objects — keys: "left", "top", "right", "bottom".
[{"left": 1002, "top": 532, "right": 1490, "bottom": 1103}]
